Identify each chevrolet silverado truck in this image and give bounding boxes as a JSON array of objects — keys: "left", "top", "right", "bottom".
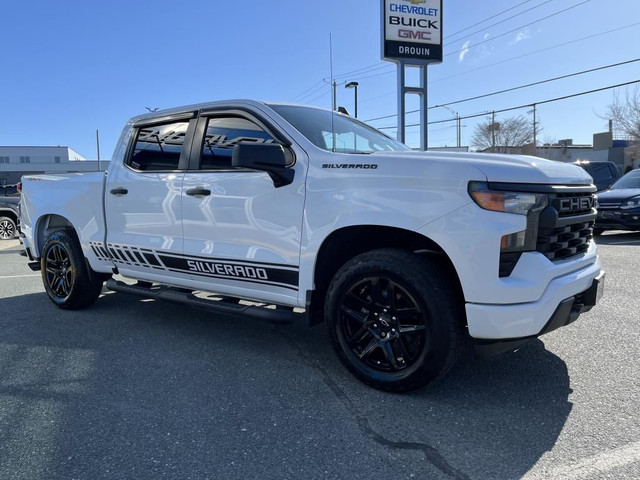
[{"left": 19, "top": 101, "right": 604, "bottom": 392}]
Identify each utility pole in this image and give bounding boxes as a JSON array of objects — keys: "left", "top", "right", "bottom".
[
  {"left": 96, "top": 130, "right": 101, "bottom": 171},
  {"left": 491, "top": 111, "right": 496, "bottom": 153},
  {"left": 438, "top": 104, "right": 461, "bottom": 148},
  {"left": 532, "top": 103, "right": 538, "bottom": 148}
]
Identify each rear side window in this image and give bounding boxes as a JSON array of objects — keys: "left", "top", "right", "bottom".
[
  {"left": 588, "top": 164, "right": 615, "bottom": 184},
  {"left": 586, "top": 163, "right": 617, "bottom": 190},
  {"left": 128, "top": 121, "right": 190, "bottom": 171},
  {"left": 201, "top": 116, "right": 275, "bottom": 170}
]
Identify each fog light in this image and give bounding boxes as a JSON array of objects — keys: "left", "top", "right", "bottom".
[{"left": 501, "top": 231, "right": 527, "bottom": 252}]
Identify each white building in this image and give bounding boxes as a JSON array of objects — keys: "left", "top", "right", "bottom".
[{"left": 0, "top": 146, "right": 108, "bottom": 185}]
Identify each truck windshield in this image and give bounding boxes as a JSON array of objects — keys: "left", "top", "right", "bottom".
[{"left": 269, "top": 104, "right": 410, "bottom": 154}]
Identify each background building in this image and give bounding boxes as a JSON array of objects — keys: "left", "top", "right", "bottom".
[{"left": 0, "top": 146, "right": 107, "bottom": 185}]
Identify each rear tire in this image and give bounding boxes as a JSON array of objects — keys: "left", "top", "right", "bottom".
[
  {"left": 41, "top": 230, "right": 104, "bottom": 310},
  {"left": 325, "top": 248, "right": 464, "bottom": 393},
  {"left": 0, "top": 216, "right": 16, "bottom": 240}
]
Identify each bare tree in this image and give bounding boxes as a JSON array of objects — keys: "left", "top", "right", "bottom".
[
  {"left": 605, "top": 87, "right": 640, "bottom": 159},
  {"left": 472, "top": 115, "right": 534, "bottom": 153}
]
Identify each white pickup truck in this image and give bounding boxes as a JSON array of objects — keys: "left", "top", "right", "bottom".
[{"left": 19, "top": 100, "right": 604, "bottom": 392}]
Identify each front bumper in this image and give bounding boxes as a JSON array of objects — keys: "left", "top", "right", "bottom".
[
  {"left": 466, "top": 253, "right": 603, "bottom": 353},
  {"left": 596, "top": 209, "right": 640, "bottom": 231},
  {"left": 473, "top": 271, "right": 604, "bottom": 357}
]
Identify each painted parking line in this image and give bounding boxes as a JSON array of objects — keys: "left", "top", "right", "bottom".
[
  {"left": 0, "top": 274, "right": 40, "bottom": 279},
  {"left": 523, "top": 441, "right": 640, "bottom": 480}
]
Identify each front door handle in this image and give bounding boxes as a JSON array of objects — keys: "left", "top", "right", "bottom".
[
  {"left": 186, "top": 187, "right": 211, "bottom": 197},
  {"left": 110, "top": 187, "right": 128, "bottom": 196}
]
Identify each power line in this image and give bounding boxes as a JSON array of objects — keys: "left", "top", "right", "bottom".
[
  {"left": 437, "top": 58, "right": 640, "bottom": 109},
  {"left": 358, "top": 20, "right": 640, "bottom": 102},
  {"left": 330, "top": 1, "right": 546, "bottom": 79},
  {"left": 291, "top": 0, "right": 629, "bottom": 109},
  {"left": 446, "top": 0, "right": 536, "bottom": 40},
  {"left": 364, "top": 57, "right": 640, "bottom": 123},
  {"left": 448, "top": 0, "right": 592, "bottom": 59},
  {"left": 447, "top": 0, "right": 554, "bottom": 45},
  {"left": 377, "top": 79, "right": 640, "bottom": 130},
  {"left": 432, "top": 21, "right": 640, "bottom": 86},
  {"left": 290, "top": 80, "right": 325, "bottom": 103},
  {"left": 305, "top": 87, "right": 331, "bottom": 106}
]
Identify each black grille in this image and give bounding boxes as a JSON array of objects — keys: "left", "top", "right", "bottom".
[
  {"left": 499, "top": 189, "right": 596, "bottom": 277},
  {"left": 537, "top": 220, "right": 594, "bottom": 261},
  {"left": 536, "top": 191, "right": 596, "bottom": 262}
]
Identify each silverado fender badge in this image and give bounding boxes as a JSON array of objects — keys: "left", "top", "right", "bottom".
[{"left": 322, "top": 164, "right": 378, "bottom": 169}]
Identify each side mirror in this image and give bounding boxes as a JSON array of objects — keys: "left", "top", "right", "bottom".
[{"left": 232, "top": 143, "right": 295, "bottom": 188}]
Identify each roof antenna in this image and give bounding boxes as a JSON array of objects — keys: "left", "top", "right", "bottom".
[{"left": 330, "top": 34, "right": 336, "bottom": 153}]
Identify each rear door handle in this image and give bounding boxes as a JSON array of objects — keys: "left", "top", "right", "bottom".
[
  {"left": 110, "top": 187, "right": 128, "bottom": 196},
  {"left": 186, "top": 187, "right": 211, "bottom": 197}
]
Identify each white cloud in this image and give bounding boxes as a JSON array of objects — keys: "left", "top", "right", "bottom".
[
  {"left": 512, "top": 29, "right": 531, "bottom": 45},
  {"left": 459, "top": 41, "right": 470, "bottom": 62},
  {"left": 483, "top": 33, "right": 491, "bottom": 40}
]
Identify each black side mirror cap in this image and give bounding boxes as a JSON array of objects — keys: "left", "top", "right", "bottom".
[{"left": 232, "top": 143, "right": 295, "bottom": 188}]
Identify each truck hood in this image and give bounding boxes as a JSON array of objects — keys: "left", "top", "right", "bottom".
[{"left": 369, "top": 150, "right": 594, "bottom": 185}]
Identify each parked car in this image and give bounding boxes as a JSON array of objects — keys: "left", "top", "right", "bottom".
[
  {"left": 0, "top": 184, "right": 20, "bottom": 240},
  {"left": 594, "top": 169, "right": 640, "bottom": 235},
  {"left": 574, "top": 160, "right": 621, "bottom": 192}
]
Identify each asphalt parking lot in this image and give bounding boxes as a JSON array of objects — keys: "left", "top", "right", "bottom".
[{"left": 1, "top": 234, "right": 639, "bottom": 480}]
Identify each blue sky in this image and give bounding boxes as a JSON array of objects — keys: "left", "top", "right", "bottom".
[{"left": 1, "top": 0, "right": 639, "bottom": 158}]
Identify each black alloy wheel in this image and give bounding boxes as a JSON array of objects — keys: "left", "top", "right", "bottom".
[
  {"left": 338, "top": 276, "right": 428, "bottom": 373},
  {"left": 326, "top": 248, "right": 464, "bottom": 393},
  {"left": 41, "top": 230, "right": 105, "bottom": 309},
  {"left": 44, "top": 243, "right": 74, "bottom": 300}
]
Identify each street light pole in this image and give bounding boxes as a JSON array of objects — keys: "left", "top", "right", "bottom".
[
  {"left": 345, "top": 81, "right": 359, "bottom": 118},
  {"left": 437, "top": 104, "right": 461, "bottom": 148}
]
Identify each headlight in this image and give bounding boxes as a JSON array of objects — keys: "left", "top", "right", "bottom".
[
  {"left": 468, "top": 182, "right": 548, "bottom": 216},
  {"left": 620, "top": 197, "right": 640, "bottom": 210},
  {"left": 468, "top": 181, "right": 548, "bottom": 254}
]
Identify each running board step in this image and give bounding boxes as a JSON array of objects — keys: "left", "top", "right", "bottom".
[{"left": 105, "top": 279, "right": 298, "bottom": 325}]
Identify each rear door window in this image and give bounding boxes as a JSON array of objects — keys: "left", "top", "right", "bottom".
[{"left": 128, "top": 120, "right": 190, "bottom": 171}]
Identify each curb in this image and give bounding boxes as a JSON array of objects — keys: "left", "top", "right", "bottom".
[{"left": 0, "top": 239, "right": 20, "bottom": 251}]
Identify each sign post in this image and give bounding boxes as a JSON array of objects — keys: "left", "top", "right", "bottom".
[{"left": 381, "top": 0, "right": 443, "bottom": 150}]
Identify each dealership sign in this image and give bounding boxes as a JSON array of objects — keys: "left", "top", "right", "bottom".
[{"left": 382, "top": 0, "right": 443, "bottom": 63}]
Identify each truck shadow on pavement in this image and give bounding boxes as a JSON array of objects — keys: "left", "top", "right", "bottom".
[{"left": 0, "top": 289, "right": 571, "bottom": 480}]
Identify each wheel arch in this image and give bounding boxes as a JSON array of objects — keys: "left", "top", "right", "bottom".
[
  {"left": 308, "top": 225, "right": 465, "bottom": 326},
  {"left": 0, "top": 208, "right": 19, "bottom": 224},
  {"left": 33, "top": 214, "right": 76, "bottom": 258}
]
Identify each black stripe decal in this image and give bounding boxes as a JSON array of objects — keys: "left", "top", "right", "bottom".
[
  {"left": 159, "top": 255, "right": 299, "bottom": 288},
  {"left": 165, "top": 268, "right": 299, "bottom": 292},
  {"left": 132, "top": 250, "right": 147, "bottom": 265},
  {"left": 143, "top": 253, "right": 161, "bottom": 267},
  {"left": 157, "top": 251, "right": 296, "bottom": 270}
]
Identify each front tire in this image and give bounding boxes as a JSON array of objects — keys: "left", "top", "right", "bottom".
[
  {"left": 325, "top": 249, "right": 464, "bottom": 393},
  {"left": 0, "top": 216, "right": 16, "bottom": 240},
  {"left": 41, "top": 230, "right": 104, "bottom": 309}
]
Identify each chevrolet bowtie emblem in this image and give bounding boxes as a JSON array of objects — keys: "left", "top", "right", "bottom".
[{"left": 404, "top": 0, "right": 427, "bottom": 4}]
